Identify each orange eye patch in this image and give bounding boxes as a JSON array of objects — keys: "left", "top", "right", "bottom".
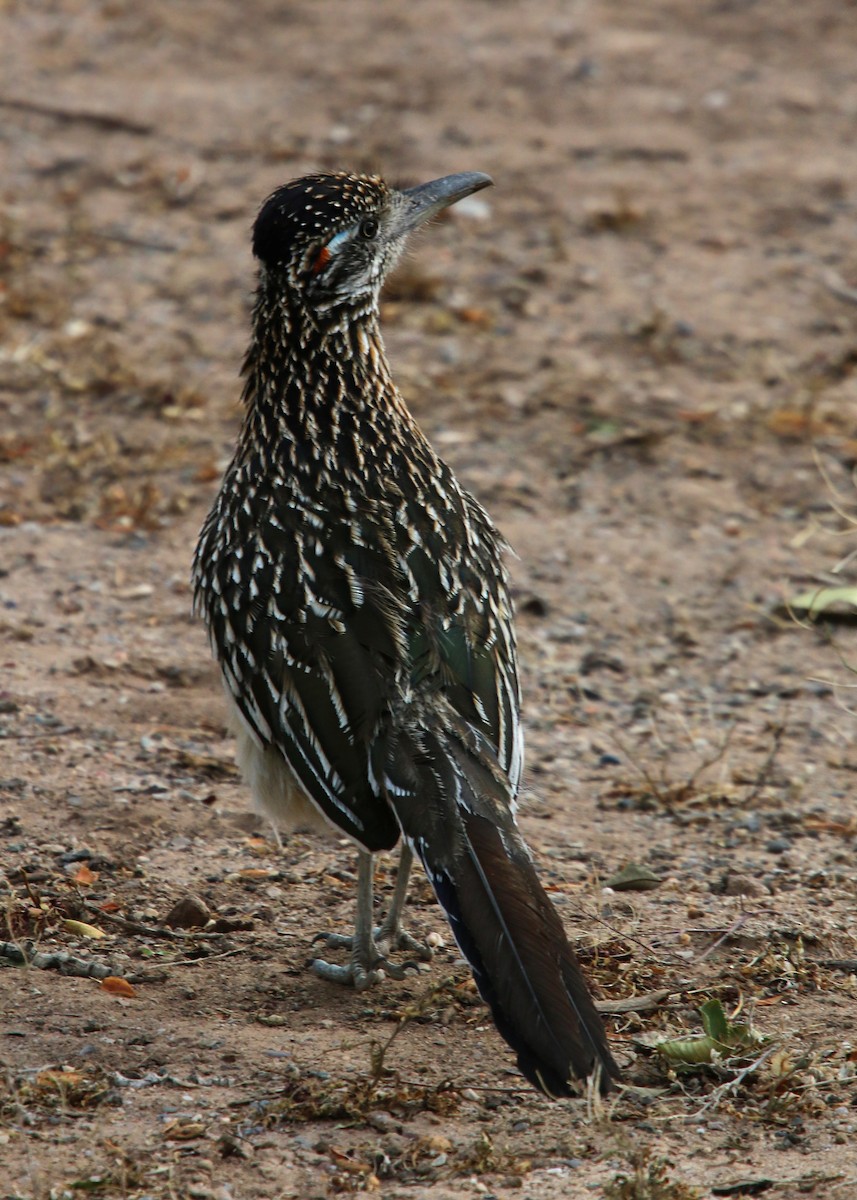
[{"left": 312, "top": 246, "right": 331, "bottom": 274}]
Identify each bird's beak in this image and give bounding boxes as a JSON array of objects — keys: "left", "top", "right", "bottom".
[{"left": 397, "top": 171, "right": 493, "bottom": 234}]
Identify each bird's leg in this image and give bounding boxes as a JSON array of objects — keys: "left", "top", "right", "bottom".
[
  {"left": 311, "top": 851, "right": 383, "bottom": 989},
  {"left": 375, "top": 842, "right": 433, "bottom": 961},
  {"left": 312, "top": 851, "right": 422, "bottom": 988}
]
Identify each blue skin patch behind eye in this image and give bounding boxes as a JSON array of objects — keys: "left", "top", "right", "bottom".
[{"left": 325, "top": 229, "right": 351, "bottom": 254}]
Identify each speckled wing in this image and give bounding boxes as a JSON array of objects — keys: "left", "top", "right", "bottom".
[
  {"left": 194, "top": 497, "right": 407, "bottom": 852},
  {"left": 194, "top": 461, "right": 522, "bottom": 850},
  {"left": 402, "top": 488, "right": 523, "bottom": 794}
]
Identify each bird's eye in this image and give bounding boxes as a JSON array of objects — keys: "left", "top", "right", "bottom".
[{"left": 359, "top": 217, "right": 379, "bottom": 240}]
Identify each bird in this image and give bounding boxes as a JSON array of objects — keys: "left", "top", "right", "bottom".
[{"left": 192, "top": 169, "right": 619, "bottom": 1097}]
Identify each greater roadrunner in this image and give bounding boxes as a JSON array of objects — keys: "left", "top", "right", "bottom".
[{"left": 193, "top": 170, "right": 618, "bottom": 1096}]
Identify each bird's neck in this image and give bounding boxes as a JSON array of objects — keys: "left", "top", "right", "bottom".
[{"left": 237, "top": 286, "right": 435, "bottom": 488}]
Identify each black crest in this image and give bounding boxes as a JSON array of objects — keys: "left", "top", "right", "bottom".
[{"left": 252, "top": 172, "right": 390, "bottom": 268}]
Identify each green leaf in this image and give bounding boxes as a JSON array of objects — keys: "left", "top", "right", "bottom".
[
  {"left": 656, "top": 999, "right": 765, "bottom": 1066},
  {"left": 657, "top": 1033, "right": 721, "bottom": 1065},
  {"left": 700, "top": 998, "right": 729, "bottom": 1043},
  {"left": 788, "top": 586, "right": 857, "bottom": 619}
]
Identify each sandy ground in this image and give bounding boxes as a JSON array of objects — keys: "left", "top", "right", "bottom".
[{"left": 3, "top": 2, "right": 857, "bottom": 1197}]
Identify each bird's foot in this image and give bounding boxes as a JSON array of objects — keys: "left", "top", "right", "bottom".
[
  {"left": 310, "top": 929, "right": 423, "bottom": 990},
  {"left": 310, "top": 954, "right": 387, "bottom": 990}
]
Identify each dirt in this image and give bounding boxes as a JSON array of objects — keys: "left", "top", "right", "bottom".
[{"left": 3, "top": 2, "right": 857, "bottom": 1197}]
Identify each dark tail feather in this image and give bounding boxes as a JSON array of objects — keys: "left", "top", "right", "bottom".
[{"left": 384, "top": 721, "right": 619, "bottom": 1097}]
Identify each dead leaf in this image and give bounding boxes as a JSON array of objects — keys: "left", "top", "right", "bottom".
[
  {"left": 37, "top": 1068, "right": 84, "bottom": 1088},
  {"left": 765, "top": 409, "right": 813, "bottom": 438},
  {"left": 605, "top": 863, "right": 663, "bottom": 892},
  {"left": 244, "top": 836, "right": 275, "bottom": 854},
  {"left": 804, "top": 817, "right": 857, "bottom": 837},
  {"left": 162, "top": 1119, "right": 206, "bottom": 1141},
  {"left": 63, "top": 919, "right": 106, "bottom": 940},
  {"left": 100, "top": 976, "right": 137, "bottom": 998}
]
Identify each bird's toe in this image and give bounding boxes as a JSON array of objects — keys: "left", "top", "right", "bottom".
[
  {"left": 377, "top": 926, "right": 434, "bottom": 962},
  {"left": 311, "top": 931, "right": 355, "bottom": 951},
  {"left": 310, "top": 956, "right": 386, "bottom": 989}
]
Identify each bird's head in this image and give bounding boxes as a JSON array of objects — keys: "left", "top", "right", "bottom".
[{"left": 251, "top": 170, "right": 492, "bottom": 313}]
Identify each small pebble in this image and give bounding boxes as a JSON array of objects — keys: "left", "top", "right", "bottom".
[
  {"left": 720, "top": 872, "right": 770, "bottom": 898},
  {"left": 164, "top": 895, "right": 211, "bottom": 929},
  {"left": 766, "top": 839, "right": 791, "bottom": 854},
  {"left": 368, "top": 1111, "right": 399, "bottom": 1133}
]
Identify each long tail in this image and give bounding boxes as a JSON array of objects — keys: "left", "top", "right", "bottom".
[{"left": 382, "top": 717, "right": 619, "bottom": 1097}]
